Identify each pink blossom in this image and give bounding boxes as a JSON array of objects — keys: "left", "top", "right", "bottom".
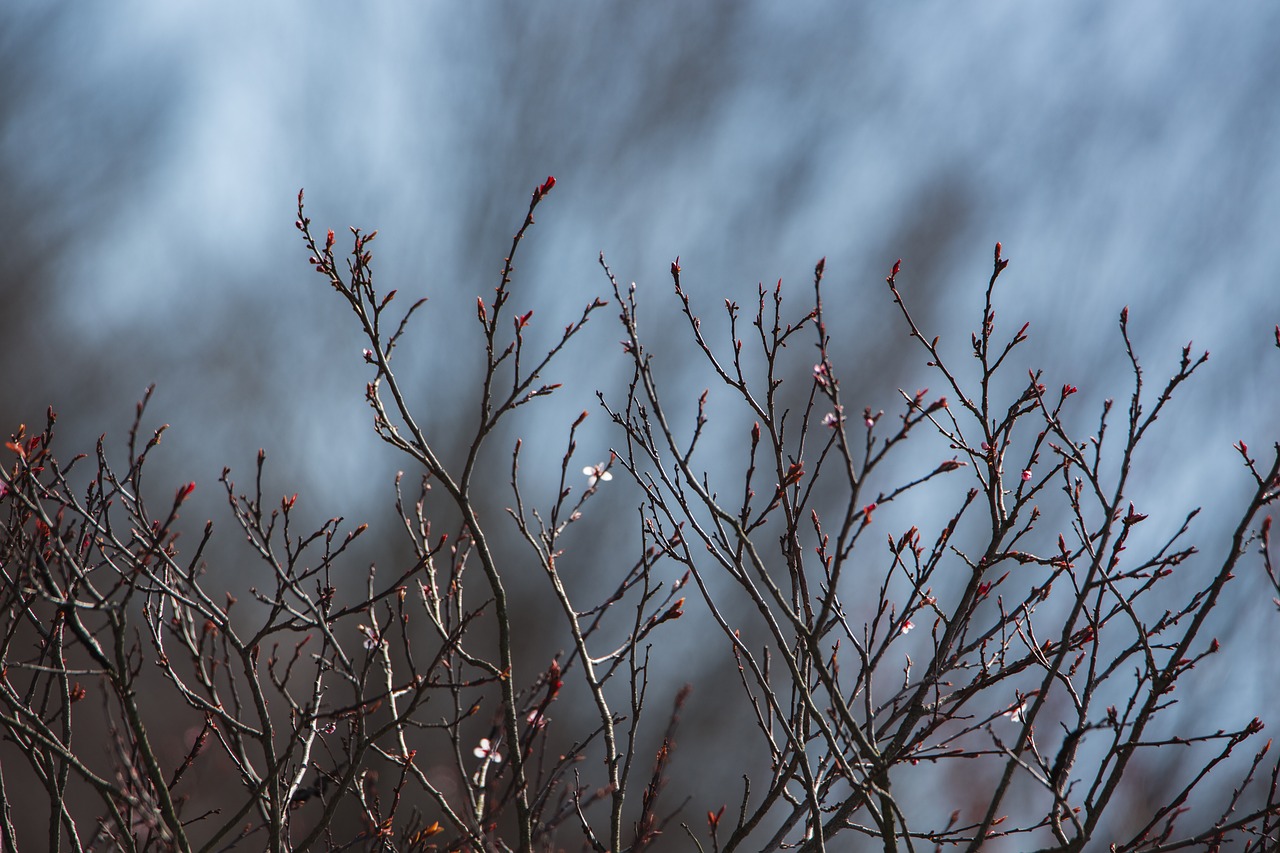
[
  {"left": 900, "top": 620, "right": 914, "bottom": 635},
  {"left": 822, "top": 411, "right": 842, "bottom": 428},
  {"left": 473, "top": 737, "right": 502, "bottom": 764},
  {"left": 1021, "top": 469, "right": 1032, "bottom": 482}
]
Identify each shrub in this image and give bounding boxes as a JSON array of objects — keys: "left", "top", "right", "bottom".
[{"left": 1, "top": 179, "right": 1277, "bottom": 851}]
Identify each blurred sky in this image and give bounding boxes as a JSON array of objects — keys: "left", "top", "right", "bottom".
[
  {"left": 3, "top": 2, "right": 1280, "bottom": 841},
  {"left": 5, "top": 2, "right": 1277, "bottom": 494}
]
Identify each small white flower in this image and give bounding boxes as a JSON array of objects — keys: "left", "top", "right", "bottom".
[
  {"left": 822, "top": 411, "right": 843, "bottom": 428},
  {"left": 900, "top": 620, "right": 915, "bottom": 635},
  {"left": 1004, "top": 698, "right": 1028, "bottom": 723},
  {"left": 583, "top": 463, "right": 613, "bottom": 487},
  {"left": 473, "top": 737, "right": 502, "bottom": 764},
  {"left": 526, "top": 709, "right": 547, "bottom": 729},
  {"left": 359, "top": 624, "right": 383, "bottom": 650}
]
